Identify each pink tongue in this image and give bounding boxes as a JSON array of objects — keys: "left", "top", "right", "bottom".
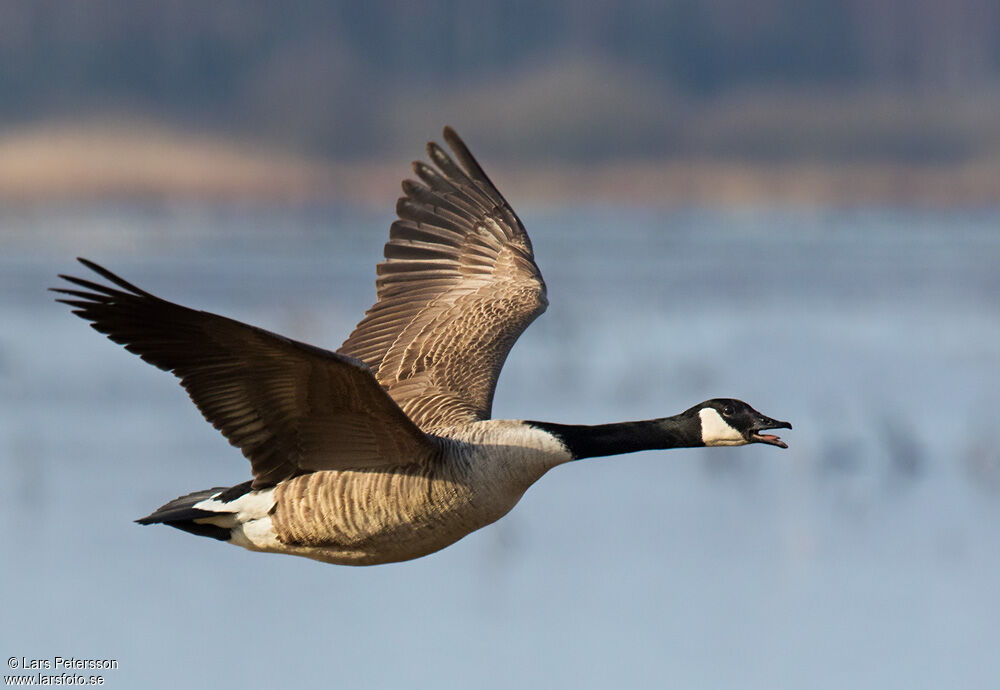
[{"left": 756, "top": 433, "right": 788, "bottom": 448}]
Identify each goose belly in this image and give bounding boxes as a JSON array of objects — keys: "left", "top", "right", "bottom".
[{"left": 257, "top": 466, "right": 520, "bottom": 566}]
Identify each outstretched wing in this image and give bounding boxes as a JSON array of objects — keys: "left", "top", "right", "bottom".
[
  {"left": 53, "top": 259, "right": 437, "bottom": 488},
  {"left": 339, "top": 127, "right": 547, "bottom": 429}
]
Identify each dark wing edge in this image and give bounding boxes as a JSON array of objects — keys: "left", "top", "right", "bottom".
[{"left": 53, "top": 259, "right": 436, "bottom": 487}]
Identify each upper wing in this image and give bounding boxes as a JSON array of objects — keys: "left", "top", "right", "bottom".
[
  {"left": 54, "top": 259, "right": 437, "bottom": 488},
  {"left": 339, "top": 127, "right": 547, "bottom": 429}
]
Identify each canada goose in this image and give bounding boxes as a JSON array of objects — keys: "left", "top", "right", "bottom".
[{"left": 53, "top": 127, "right": 791, "bottom": 566}]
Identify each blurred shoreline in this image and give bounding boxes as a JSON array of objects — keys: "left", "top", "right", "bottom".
[{"left": 1, "top": 121, "right": 997, "bottom": 207}]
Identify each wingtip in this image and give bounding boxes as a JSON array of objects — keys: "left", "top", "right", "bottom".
[
  {"left": 77, "top": 257, "right": 110, "bottom": 276},
  {"left": 426, "top": 139, "right": 444, "bottom": 159},
  {"left": 51, "top": 279, "right": 83, "bottom": 302},
  {"left": 442, "top": 126, "right": 464, "bottom": 151},
  {"left": 400, "top": 178, "right": 422, "bottom": 197},
  {"left": 64, "top": 257, "right": 149, "bottom": 296}
]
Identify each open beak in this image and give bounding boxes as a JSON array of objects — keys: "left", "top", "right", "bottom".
[{"left": 749, "top": 415, "right": 792, "bottom": 449}]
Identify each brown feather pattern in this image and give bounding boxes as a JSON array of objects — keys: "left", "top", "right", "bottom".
[
  {"left": 339, "top": 127, "right": 547, "bottom": 429},
  {"left": 52, "top": 259, "right": 436, "bottom": 488}
]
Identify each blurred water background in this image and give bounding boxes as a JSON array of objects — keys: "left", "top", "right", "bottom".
[
  {"left": 2, "top": 204, "right": 999, "bottom": 688},
  {"left": 2, "top": 2, "right": 1000, "bottom": 689}
]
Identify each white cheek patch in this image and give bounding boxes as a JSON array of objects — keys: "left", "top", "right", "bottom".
[{"left": 698, "top": 408, "right": 747, "bottom": 446}]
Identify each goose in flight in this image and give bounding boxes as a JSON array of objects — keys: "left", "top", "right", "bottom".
[{"left": 53, "top": 127, "right": 791, "bottom": 566}]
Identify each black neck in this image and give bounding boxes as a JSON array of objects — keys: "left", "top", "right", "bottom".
[{"left": 526, "top": 414, "right": 703, "bottom": 460}]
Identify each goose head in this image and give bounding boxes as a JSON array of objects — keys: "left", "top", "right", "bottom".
[{"left": 692, "top": 398, "right": 791, "bottom": 448}]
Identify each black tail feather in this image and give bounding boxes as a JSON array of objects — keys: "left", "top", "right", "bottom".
[
  {"left": 136, "top": 487, "right": 228, "bottom": 525},
  {"left": 162, "top": 520, "right": 232, "bottom": 541},
  {"left": 137, "top": 481, "right": 253, "bottom": 542}
]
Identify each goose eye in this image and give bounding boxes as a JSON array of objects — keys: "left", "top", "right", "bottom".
[{"left": 723, "top": 406, "right": 734, "bottom": 417}]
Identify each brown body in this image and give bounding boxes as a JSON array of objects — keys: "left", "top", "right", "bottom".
[{"left": 234, "top": 422, "right": 570, "bottom": 565}]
